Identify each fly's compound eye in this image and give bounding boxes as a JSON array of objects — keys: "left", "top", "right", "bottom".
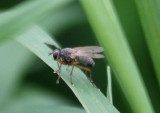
[
  {"left": 53, "top": 52, "right": 58, "bottom": 60},
  {"left": 53, "top": 49, "right": 59, "bottom": 60}
]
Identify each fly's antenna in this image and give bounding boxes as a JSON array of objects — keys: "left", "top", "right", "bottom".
[
  {"left": 48, "top": 51, "right": 54, "bottom": 56},
  {"left": 48, "top": 49, "right": 60, "bottom": 56}
]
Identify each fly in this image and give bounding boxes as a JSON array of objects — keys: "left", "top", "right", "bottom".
[{"left": 49, "top": 46, "right": 104, "bottom": 86}]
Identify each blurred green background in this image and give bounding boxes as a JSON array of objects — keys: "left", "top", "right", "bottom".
[{"left": 0, "top": 0, "right": 160, "bottom": 113}]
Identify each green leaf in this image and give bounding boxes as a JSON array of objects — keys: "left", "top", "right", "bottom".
[
  {"left": 134, "top": 0, "right": 160, "bottom": 86},
  {"left": 0, "top": 41, "right": 34, "bottom": 106},
  {"left": 112, "top": 0, "right": 160, "bottom": 112},
  {"left": 80, "top": 0, "right": 155, "bottom": 113},
  {"left": 0, "top": 0, "right": 73, "bottom": 42},
  {"left": 2, "top": 85, "right": 86, "bottom": 113},
  {"left": 106, "top": 66, "right": 113, "bottom": 104},
  {"left": 15, "top": 25, "right": 120, "bottom": 113},
  {"left": 4, "top": 106, "right": 85, "bottom": 113}
]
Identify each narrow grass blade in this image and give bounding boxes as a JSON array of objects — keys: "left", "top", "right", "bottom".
[
  {"left": 80, "top": 0, "right": 155, "bottom": 113},
  {"left": 106, "top": 65, "right": 113, "bottom": 104},
  {"left": 134, "top": 0, "right": 160, "bottom": 86},
  {"left": 15, "top": 25, "right": 120, "bottom": 113}
]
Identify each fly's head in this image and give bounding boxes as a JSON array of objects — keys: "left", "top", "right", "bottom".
[{"left": 49, "top": 49, "right": 61, "bottom": 60}]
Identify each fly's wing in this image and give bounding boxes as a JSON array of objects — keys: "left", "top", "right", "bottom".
[
  {"left": 67, "top": 46, "right": 104, "bottom": 59},
  {"left": 69, "top": 53, "right": 105, "bottom": 59},
  {"left": 73, "top": 46, "right": 104, "bottom": 53}
]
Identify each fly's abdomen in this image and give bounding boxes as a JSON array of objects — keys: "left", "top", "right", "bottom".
[{"left": 77, "top": 57, "right": 95, "bottom": 67}]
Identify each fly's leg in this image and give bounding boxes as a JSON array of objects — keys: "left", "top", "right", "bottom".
[
  {"left": 57, "top": 62, "right": 62, "bottom": 74},
  {"left": 66, "top": 65, "right": 69, "bottom": 70},
  {"left": 53, "top": 62, "right": 62, "bottom": 84},
  {"left": 75, "top": 65, "right": 99, "bottom": 90},
  {"left": 85, "top": 70, "right": 87, "bottom": 75},
  {"left": 56, "top": 63, "right": 62, "bottom": 84},
  {"left": 68, "top": 61, "right": 80, "bottom": 86},
  {"left": 55, "top": 60, "right": 68, "bottom": 84},
  {"left": 70, "top": 65, "right": 75, "bottom": 86},
  {"left": 75, "top": 65, "right": 93, "bottom": 82},
  {"left": 54, "top": 62, "right": 60, "bottom": 74}
]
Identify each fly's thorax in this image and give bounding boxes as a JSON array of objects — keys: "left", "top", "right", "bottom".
[{"left": 60, "top": 48, "right": 76, "bottom": 63}]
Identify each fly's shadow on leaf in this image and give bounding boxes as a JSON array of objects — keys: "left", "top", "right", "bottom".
[{"left": 44, "top": 40, "right": 61, "bottom": 50}]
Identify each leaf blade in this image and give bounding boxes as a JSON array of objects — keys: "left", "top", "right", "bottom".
[
  {"left": 135, "top": 0, "right": 160, "bottom": 86},
  {"left": 80, "top": 0, "right": 155, "bottom": 113},
  {"left": 0, "top": 0, "right": 73, "bottom": 42},
  {"left": 106, "top": 66, "right": 113, "bottom": 104},
  {"left": 15, "top": 25, "right": 120, "bottom": 113}
]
